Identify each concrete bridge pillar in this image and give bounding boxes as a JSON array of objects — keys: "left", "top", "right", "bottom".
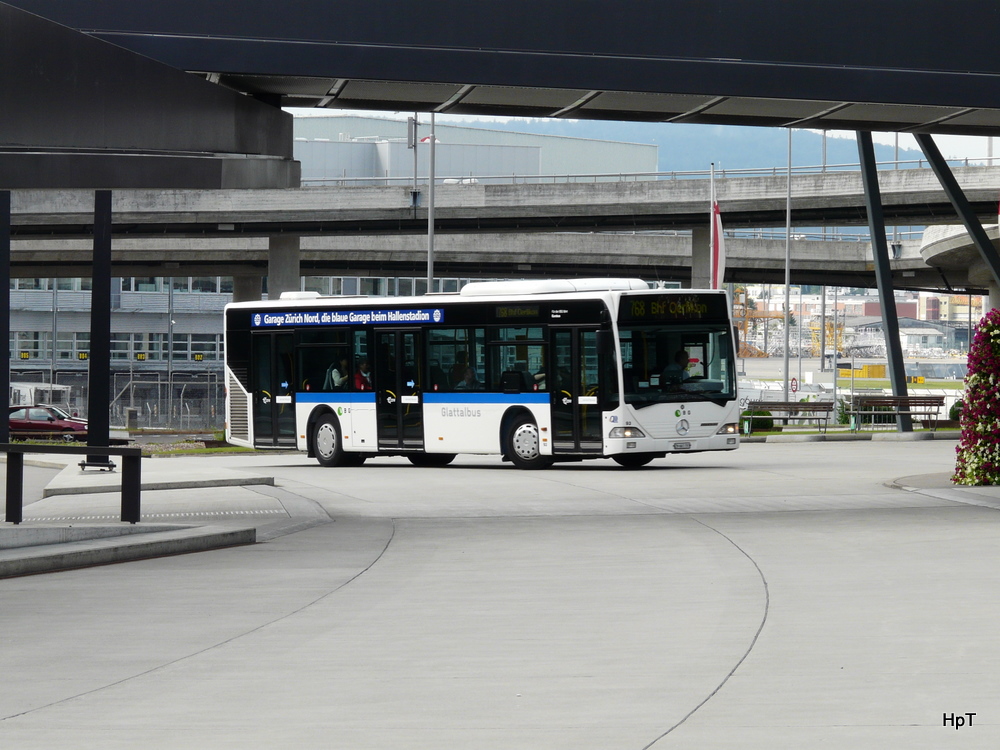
[
  {"left": 690, "top": 226, "right": 710, "bottom": 289},
  {"left": 267, "top": 235, "right": 301, "bottom": 299},
  {"left": 988, "top": 280, "right": 1000, "bottom": 315},
  {"left": 232, "top": 275, "right": 264, "bottom": 303}
]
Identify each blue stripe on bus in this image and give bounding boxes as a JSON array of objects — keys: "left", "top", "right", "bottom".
[
  {"left": 296, "top": 392, "right": 376, "bottom": 404},
  {"left": 423, "top": 392, "right": 549, "bottom": 404}
]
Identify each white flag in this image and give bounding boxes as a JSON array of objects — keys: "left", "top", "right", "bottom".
[{"left": 710, "top": 179, "right": 726, "bottom": 290}]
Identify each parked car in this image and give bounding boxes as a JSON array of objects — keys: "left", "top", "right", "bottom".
[{"left": 8, "top": 405, "right": 88, "bottom": 441}]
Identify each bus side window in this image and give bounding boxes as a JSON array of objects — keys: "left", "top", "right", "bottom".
[
  {"left": 428, "top": 360, "right": 449, "bottom": 391},
  {"left": 351, "top": 329, "right": 370, "bottom": 391}
]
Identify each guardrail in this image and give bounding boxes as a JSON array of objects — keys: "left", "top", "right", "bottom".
[
  {"left": 2, "top": 443, "right": 141, "bottom": 525},
  {"left": 846, "top": 395, "right": 945, "bottom": 432},
  {"left": 301, "top": 159, "right": 1000, "bottom": 187},
  {"left": 743, "top": 400, "right": 835, "bottom": 435}
]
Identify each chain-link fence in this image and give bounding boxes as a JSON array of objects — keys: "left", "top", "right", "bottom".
[
  {"left": 111, "top": 373, "right": 225, "bottom": 431},
  {"left": 14, "top": 370, "right": 226, "bottom": 432}
]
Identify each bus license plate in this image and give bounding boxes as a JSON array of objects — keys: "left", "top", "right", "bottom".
[{"left": 673, "top": 442, "right": 692, "bottom": 450}]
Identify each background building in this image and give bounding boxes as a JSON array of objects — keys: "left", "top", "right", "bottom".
[{"left": 294, "top": 115, "right": 659, "bottom": 182}]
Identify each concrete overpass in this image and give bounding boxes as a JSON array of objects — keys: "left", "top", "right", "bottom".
[
  {"left": 1, "top": 232, "right": 936, "bottom": 293},
  {"left": 9, "top": 166, "right": 1000, "bottom": 293},
  {"left": 12, "top": 166, "right": 1000, "bottom": 236}
]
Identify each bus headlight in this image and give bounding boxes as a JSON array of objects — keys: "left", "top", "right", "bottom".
[
  {"left": 716, "top": 423, "right": 738, "bottom": 435},
  {"left": 609, "top": 426, "right": 646, "bottom": 439}
]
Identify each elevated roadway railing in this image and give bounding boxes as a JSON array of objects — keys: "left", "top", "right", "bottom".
[{"left": 302, "top": 157, "right": 1000, "bottom": 187}]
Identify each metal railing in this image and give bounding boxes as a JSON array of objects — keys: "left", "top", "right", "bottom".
[
  {"left": 301, "top": 157, "right": 1000, "bottom": 188},
  {"left": 3, "top": 442, "right": 142, "bottom": 524}
]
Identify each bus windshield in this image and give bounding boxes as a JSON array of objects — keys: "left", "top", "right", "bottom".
[{"left": 618, "top": 322, "right": 736, "bottom": 408}]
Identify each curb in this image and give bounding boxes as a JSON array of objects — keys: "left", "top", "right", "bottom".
[
  {"left": 42, "top": 472, "right": 276, "bottom": 498},
  {"left": 0, "top": 523, "right": 190, "bottom": 550},
  {"left": 747, "top": 431, "right": 962, "bottom": 444},
  {"left": 0, "top": 524, "right": 256, "bottom": 579}
]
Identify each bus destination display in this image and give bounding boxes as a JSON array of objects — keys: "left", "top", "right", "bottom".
[
  {"left": 252, "top": 308, "right": 445, "bottom": 328},
  {"left": 619, "top": 294, "right": 728, "bottom": 323}
]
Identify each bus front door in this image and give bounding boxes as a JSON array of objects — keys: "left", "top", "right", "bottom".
[
  {"left": 552, "top": 328, "right": 603, "bottom": 455},
  {"left": 251, "top": 331, "right": 296, "bottom": 448},
  {"left": 375, "top": 330, "right": 424, "bottom": 451}
]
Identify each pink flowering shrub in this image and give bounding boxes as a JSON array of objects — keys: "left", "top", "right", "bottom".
[{"left": 954, "top": 307, "right": 1000, "bottom": 485}]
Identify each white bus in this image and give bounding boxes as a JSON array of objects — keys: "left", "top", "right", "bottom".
[{"left": 224, "top": 279, "right": 740, "bottom": 469}]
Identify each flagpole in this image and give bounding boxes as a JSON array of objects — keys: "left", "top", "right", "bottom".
[
  {"left": 710, "top": 163, "right": 716, "bottom": 289},
  {"left": 784, "top": 129, "right": 792, "bottom": 401}
]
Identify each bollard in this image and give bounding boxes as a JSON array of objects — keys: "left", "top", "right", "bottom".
[{"left": 5, "top": 451, "right": 23, "bottom": 525}]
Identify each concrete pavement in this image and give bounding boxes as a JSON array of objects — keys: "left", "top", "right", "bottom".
[{"left": 1, "top": 438, "right": 998, "bottom": 747}]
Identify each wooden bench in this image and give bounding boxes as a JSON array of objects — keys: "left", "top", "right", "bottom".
[
  {"left": 743, "top": 400, "right": 835, "bottom": 435},
  {"left": 847, "top": 395, "right": 945, "bottom": 432}
]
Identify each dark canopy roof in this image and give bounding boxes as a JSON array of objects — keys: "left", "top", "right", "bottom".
[{"left": 9, "top": 0, "right": 1000, "bottom": 135}]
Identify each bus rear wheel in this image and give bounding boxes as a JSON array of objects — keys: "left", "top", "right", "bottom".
[
  {"left": 506, "top": 416, "right": 553, "bottom": 470},
  {"left": 314, "top": 414, "right": 357, "bottom": 467},
  {"left": 408, "top": 453, "right": 456, "bottom": 467},
  {"left": 613, "top": 453, "right": 655, "bottom": 468}
]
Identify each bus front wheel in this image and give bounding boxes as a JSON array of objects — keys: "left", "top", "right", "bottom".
[
  {"left": 506, "top": 416, "right": 553, "bottom": 470},
  {"left": 314, "top": 414, "right": 354, "bottom": 467}
]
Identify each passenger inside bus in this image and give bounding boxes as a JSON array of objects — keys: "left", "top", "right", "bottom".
[
  {"left": 454, "top": 367, "right": 481, "bottom": 390},
  {"left": 354, "top": 358, "right": 372, "bottom": 391},
  {"left": 324, "top": 357, "right": 350, "bottom": 390},
  {"left": 450, "top": 351, "right": 470, "bottom": 384}
]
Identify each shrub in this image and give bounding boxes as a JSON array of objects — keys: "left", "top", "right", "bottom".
[
  {"left": 741, "top": 408, "right": 775, "bottom": 432},
  {"left": 954, "top": 308, "right": 1000, "bottom": 485},
  {"left": 836, "top": 397, "right": 850, "bottom": 425},
  {"left": 949, "top": 399, "right": 964, "bottom": 422}
]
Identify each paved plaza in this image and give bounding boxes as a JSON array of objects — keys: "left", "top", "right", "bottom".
[{"left": 0, "top": 437, "right": 997, "bottom": 748}]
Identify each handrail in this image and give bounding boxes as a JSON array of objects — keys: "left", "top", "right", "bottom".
[
  {"left": 300, "top": 159, "right": 1000, "bottom": 188},
  {"left": 2, "top": 443, "right": 142, "bottom": 525}
]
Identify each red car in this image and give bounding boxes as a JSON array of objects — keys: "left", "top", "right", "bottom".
[{"left": 8, "top": 405, "right": 88, "bottom": 441}]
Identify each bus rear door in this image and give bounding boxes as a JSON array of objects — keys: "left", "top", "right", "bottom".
[
  {"left": 375, "top": 329, "right": 425, "bottom": 451},
  {"left": 251, "top": 330, "right": 296, "bottom": 448}
]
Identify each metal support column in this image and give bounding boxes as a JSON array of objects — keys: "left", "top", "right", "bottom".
[
  {"left": 0, "top": 191, "right": 9, "bottom": 444},
  {"left": 5, "top": 452, "right": 22, "bottom": 524},
  {"left": 914, "top": 133, "right": 1000, "bottom": 291},
  {"left": 857, "top": 132, "right": 911, "bottom": 431},
  {"left": 86, "top": 190, "right": 114, "bottom": 465}
]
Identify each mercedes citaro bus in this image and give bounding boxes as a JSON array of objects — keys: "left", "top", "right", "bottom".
[{"left": 224, "top": 278, "right": 740, "bottom": 469}]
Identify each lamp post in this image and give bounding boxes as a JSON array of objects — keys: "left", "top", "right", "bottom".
[
  {"left": 427, "top": 113, "right": 436, "bottom": 293},
  {"left": 132, "top": 351, "right": 146, "bottom": 410},
  {"left": 167, "top": 278, "right": 174, "bottom": 428},
  {"left": 50, "top": 281, "right": 57, "bottom": 397},
  {"left": 783, "top": 129, "right": 792, "bottom": 400}
]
